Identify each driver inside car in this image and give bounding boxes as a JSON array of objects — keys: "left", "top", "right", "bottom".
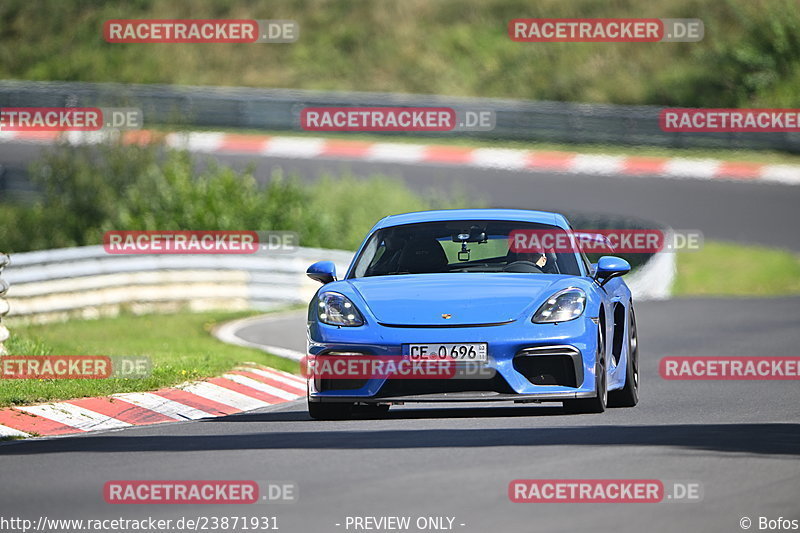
[
  {"left": 523, "top": 251, "right": 548, "bottom": 269},
  {"left": 504, "top": 250, "right": 548, "bottom": 272}
]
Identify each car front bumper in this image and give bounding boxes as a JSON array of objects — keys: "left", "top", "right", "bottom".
[{"left": 307, "top": 315, "right": 600, "bottom": 403}]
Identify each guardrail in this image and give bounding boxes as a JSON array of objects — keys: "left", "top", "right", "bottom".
[
  {"left": 0, "top": 253, "right": 9, "bottom": 352},
  {"left": 1, "top": 80, "right": 797, "bottom": 152},
  {"left": 2, "top": 237, "right": 672, "bottom": 326},
  {"left": 3, "top": 246, "right": 353, "bottom": 324}
]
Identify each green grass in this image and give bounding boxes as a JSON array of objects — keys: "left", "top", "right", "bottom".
[
  {"left": 674, "top": 241, "right": 800, "bottom": 296},
  {"left": 1, "top": 0, "right": 799, "bottom": 109},
  {"left": 0, "top": 310, "right": 299, "bottom": 407}
]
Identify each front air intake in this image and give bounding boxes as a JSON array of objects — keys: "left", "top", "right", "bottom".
[{"left": 513, "top": 346, "right": 582, "bottom": 388}]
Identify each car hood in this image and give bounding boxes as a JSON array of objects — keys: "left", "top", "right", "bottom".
[{"left": 349, "top": 273, "right": 563, "bottom": 326}]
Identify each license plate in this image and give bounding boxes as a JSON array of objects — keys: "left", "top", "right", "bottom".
[{"left": 407, "top": 343, "right": 488, "bottom": 362}]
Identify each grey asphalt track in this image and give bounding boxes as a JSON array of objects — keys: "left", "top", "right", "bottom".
[
  {"left": 1, "top": 299, "right": 799, "bottom": 533},
  {"left": 1, "top": 140, "right": 799, "bottom": 533},
  {"left": 2, "top": 142, "right": 800, "bottom": 250}
]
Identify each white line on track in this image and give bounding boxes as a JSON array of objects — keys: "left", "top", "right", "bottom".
[
  {"left": 223, "top": 373, "right": 301, "bottom": 401},
  {"left": 262, "top": 137, "right": 326, "bottom": 158},
  {"left": 663, "top": 158, "right": 721, "bottom": 179},
  {"left": 366, "top": 143, "right": 426, "bottom": 162},
  {"left": 213, "top": 312, "right": 307, "bottom": 362},
  {"left": 114, "top": 392, "right": 215, "bottom": 420},
  {"left": 570, "top": 154, "right": 626, "bottom": 175},
  {"left": 165, "top": 132, "right": 225, "bottom": 152},
  {"left": 16, "top": 403, "right": 131, "bottom": 432},
  {"left": 243, "top": 367, "right": 306, "bottom": 389},
  {"left": 0, "top": 424, "right": 30, "bottom": 438},
  {"left": 469, "top": 148, "right": 528, "bottom": 169},
  {"left": 761, "top": 165, "right": 800, "bottom": 185},
  {"left": 180, "top": 381, "right": 272, "bottom": 411}
]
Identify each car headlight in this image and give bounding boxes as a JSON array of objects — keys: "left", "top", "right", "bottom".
[
  {"left": 532, "top": 288, "right": 586, "bottom": 324},
  {"left": 317, "top": 292, "right": 364, "bottom": 326}
]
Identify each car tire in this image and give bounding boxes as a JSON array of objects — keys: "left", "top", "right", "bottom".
[
  {"left": 564, "top": 329, "right": 607, "bottom": 414},
  {"left": 307, "top": 399, "right": 354, "bottom": 420},
  {"left": 608, "top": 307, "right": 640, "bottom": 408}
]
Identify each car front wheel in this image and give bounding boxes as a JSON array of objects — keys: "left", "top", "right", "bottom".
[
  {"left": 564, "top": 330, "right": 607, "bottom": 414},
  {"left": 608, "top": 307, "right": 640, "bottom": 408}
]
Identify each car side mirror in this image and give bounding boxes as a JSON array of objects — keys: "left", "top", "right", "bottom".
[
  {"left": 593, "top": 256, "right": 630, "bottom": 287},
  {"left": 307, "top": 261, "right": 337, "bottom": 284}
]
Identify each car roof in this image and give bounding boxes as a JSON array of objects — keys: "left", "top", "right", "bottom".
[{"left": 371, "top": 208, "right": 568, "bottom": 231}]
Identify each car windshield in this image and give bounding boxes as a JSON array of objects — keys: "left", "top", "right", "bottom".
[{"left": 349, "top": 220, "right": 583, "bottom": 278}]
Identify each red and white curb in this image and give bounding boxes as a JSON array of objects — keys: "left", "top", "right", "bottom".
[
  {"left": 0, "top": 364, "right": 305, "bottom": 439},
  {"left": 1, "top": 129, "right": 798, "bottom": 184}
]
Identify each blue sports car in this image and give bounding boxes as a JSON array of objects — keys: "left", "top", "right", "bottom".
[{"left": 305, "top": 209, "right": 639, "bottom": 419}]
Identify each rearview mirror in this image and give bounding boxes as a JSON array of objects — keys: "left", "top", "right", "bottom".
[
  {"left": 593, "top": 256, "right": 630, "bottom": 287},
  {"left": 307, "top": 261, "right": 337, "bottom": 284},
  {"left": 451, "top": 232, "right": 486, "bottom": 243}
]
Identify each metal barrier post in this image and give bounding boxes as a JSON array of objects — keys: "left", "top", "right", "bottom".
[{"left": 0, "top": 253, "right": 9, "bottom": 354}]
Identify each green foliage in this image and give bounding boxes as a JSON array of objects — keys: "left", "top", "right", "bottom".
[
  {"left": 649, "top": 0, "right": 800, "bottom": 107},
  {"left": 3, "top": 333, "right": 52, "bottom": 357},
  {"left": 0, "top": 140, "right": 473, "bottom": 253},
  {"left": 0, "top": 0, "right": 798, "bottom": 107},
  {"left": 673, "top": 241, "right": 800, "bottom": 296}
]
